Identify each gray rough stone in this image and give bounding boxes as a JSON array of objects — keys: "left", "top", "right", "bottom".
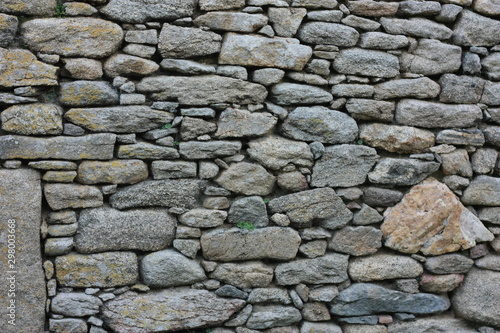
[
  {"left": 228, "top": 196, "right": 269, "bottom": 227},
  {"left": 441, "top": 149, "right": 473, "bottom": 177},
  {"left": 333, "top": 48, "right": 400, "bottom": 78},
  {"left": 62, "top": 58, "right": 103, "bottom": 80},
  {"left": 44, "top": 183, "right": 102, "bottom": 210},
  {"left": 104, "top": 54, "right": 159, "bottom": 78},
  {"left": 51, "top": 293, "right": 102, "bottom": 317},
  {"left": 311, "top": 144, "right": 379, "bottom": 187},
  {"left": 281, "top": 106, "right": 357, "bottom": 144},
  {"left": 472, "top": 148, "right": 498, "bottom": 174},
  {"left": 358, "top": 32, "right": 409, "bottom": 50},
  {"left": 349, "top": 254, "right": 423, "bottom": 282},
  {"left": 201, "top": 227, "right": 301, "bottom": 261},
  {"left": 388, "top": 318, "right": 479, "bottom": 333},
  {"left": 200, "top": 0, "right": 245, "bottom": 10},
  {"left": 381, "top": 17, "right": 452, "bottom": 40},
  {"left": 436, "top": 129, "right": 485, "bottom": 146},
  {"left": 216, "top": 109, "right": 277, "bottom": 138},
  {"left": 299, "top": 240, "right": 327, "bottom": 258},
  {"left": 0, "top": 48, "right": 58, "bottom": 87},
  {"left": 330, "top": 283, "right": 450, "bottom": 316},
  {"left": 292, "top": 0, "right": 338, "bottom": 8},
  {"left": 225, "top": 304, "right": 253, "bottom": 327},
  {"left": 110, "top": 179, "right": 204, "bottom": 209},
  {"left": 141, "top": 249, "right": 206, "bottom": 287},
  {"left": 275, "top": 254, "right": 349, "bottom": 285},
  {"left": 452, "top": 268, "right": 500, "bottom": 328},
  {"left": 77, "top": 160, "right": 148, "bottom": 185},
  {"left": 65, "top": 106, "right": 173, "bottom": 133},
  {"left": 300, "top": 322, "right": 342, "bottom": 333},
  {"left": 102, "top": 289, "right": 245, "bottom": 333},
  {"left": 482, "top": 53, "right": 500, "bottom": 81},
  {"left": 0, "top": 14, "right": 17, "bottom": 47},
  {"left": 44, "top": 237, "right": 74, "bottom": 256},
  {"left": 298, "top": 22, "right": 359, "bottom": 47},
  {"left": 137, "top": 75, "right": 267, "bottom": 105},
  {"left": 210, "top": 262, "right": 274, "bottom": 289},
  {"left": 101, "top": 0, "right": 196, "bottom": 23},
  {"left": 363, "top": 187, "right": 403, "bottom": 207},
  {"left": 56, "top": 252, "right": 138, "bottom": 287},
  {"left": 194, "top": 12, "right": 268, "bottom": 32},
  {"left": 483, "top": 125, "right": 500, "bottom": 147},
  {"left": 462, "top": 176, "right": 500, "bottom": 206},
  {"left": 215, "top": 285, "right": 248, "bottom": 299},
  {"left": 247, "top": 306, "right": 302, "bottom": 330},
  {"left": 117, "top": 143, "right": 179, "bottom": 159},
  {"left": 161, "top": 59, "right": 216, "bottom": 75},
  {"left": 439, "top": 74, "right": 485, "bottom": 104},
  {"left": 0, "top": 170, "right": 45, "bottom": 333},
  {"left": 271, "top": 83, "right": 333, "bottom": 105},
  {"left": 479, "top": 207, "right": 500, "bottom": 224},
  {"left": 353, "top": 204, "right": 384, "bottom": 225},
  {"left": 219, "top": 33, "right": 312, "bottom": 71},
  {"left": 268, "top": 7, "right": 307, "bottom": 37},
  {"left": 400, "top": 39, "right": 462, "bottom": 75},
  {"left": 125, "top": 29, "right": 157, "bottom": 44},
  {"left": 1, "top": 103, "right": 63, "bottom": 135},
  {"left": 396, "top": 99, "right": 482, "bottom": 128},
  {"left": 216, "top": 162, "right": 276, "bottom": 196},
  {"left": 474, "top": 0, "right": 500, "bottom": 15},
  {"left": 248, "top": 135, "right": 314, "bottom": 170},
  {"left": 179, "top": 208, "right": 227, "bottom": 228},
  {"left": 173, "top": 239, "right": 201, "bottom": 258},
  {"left": 368, "top": 158, "right": 440, "bottom": 186},
  {"left": 453, "top": 10, "right": 500, "bottom": 46},
  {"left": 247, "top": 288, "right": 291, "bottom": 304},
  {"left": 398, "top": 0, "right": 441, "bottom": 16},
  {"left": 151, "top": 160, "right": 197, "bottom": 179},
  {"left": 475, "top": 254, "right": 500, "bottom": 271},
  {"left": 179, "top": 141, "right": 242, "bottom": 159},
  {"left": 158, "top": 24, "right": 221, "bottom": 58},
  {"left": 49, "top": 319, "right": 87, "bottom": 333},
  {"left": 374, "top": 77, "right": 440, "bottom": 100},
  {"left": 252, "top": 69, "right": 286, "bottom": 86},
  {"left": 341, "top": 15, "right": 381, "bottom": 31},
  {"left": 75, "top": 207, "right": 175, "bottom": 253},
  {"left": 332, "top": 84, "right": 374, "bottom": 98},
  {"left": 329, "top": 226, "right": 383, "bottom": 256},
  {"left": 21, "top": 18, "right": 123, "bottom": 58},
  {"left": 0, "top": 0, "right": 56, "bottom": 16},
  {"left": 463, "top": 52, "right": 482, "bottom": 75},
  {"left": 347, "top": 1, "right": 399, "bottom": 16},
  {"left": 481, "top": 82, "right": 500, "bottom": 106},
  {"left": 309, "top": 286, "right": 339, "bottom": 303}
]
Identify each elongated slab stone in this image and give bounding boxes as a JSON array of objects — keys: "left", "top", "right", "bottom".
[
  {"left": 201, "top": 227, "right": 301, "bottom": 261},
  {"left": 0, "top": 170, "right": 45, "bottom": 333},
  {"left": 462, "top": 175, "right": 500, "bottom": 206},
  {"left": 179, "top": 141, "right": 242, "bottom": 159},
  {"left": 0, "top": 0, "right": 56, "bottom": 16},
  {"left": 75, "top": 207, "right": 176, "bottom": 253},
  {"left": 0, "top": 134, "right": 116, "bottom": 160},
  {"left": 110, "top": 179, "right": 205, "bottom": 209},
  {"left": 65, "top": 106, "right": 174, "bottom": 133},
  {"left": 55, "top": 252, "right": 138, "bottom": 287},
  {"left": 44, "top": 184, "right": 103, "bottom": 210},
  {"left": 102, "top": 289, "right": 245, "bottom": 333},
  {"left": 275, "top": 254, "right": 349, "bottom": 285},
  {"left": 137, "top": 75, "right": 267, "bottom": 105},
  {"left": 21, "top": 18, "right": 123, "bottom": 58},
  {"left": 219, "top": 33, "right": 312, "bottom": 71},
  {"left": 77, "top": 160, "right": 148, "bottom": 185},
  {"left": 101, "top": 0, "right": 196, "bottom": 23},
  {"left": 0, "top": 48, "right": 58, "bottom": 87}
]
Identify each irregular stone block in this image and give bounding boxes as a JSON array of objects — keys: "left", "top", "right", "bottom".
[
  {"left": 462, "top": 175, "right": 500, "bottom": 206},
  {"left": 247, "top": 306, "right": 302, "bottom": 329},
  {"left": 137, "top": 75, "right": 267, "bottom": 105},
  {"left": 368, "top": 158, "right": 440, "bottom": 186},
  {"left": 388, "top": 318, "right": 479, "bottom": 333},
  {"left": 201, "top": 227, "right": 301, "bottom": 261},
  {"left": 419, "top": 273, "right": 464, "bottom": 293},
  {"left": 333, "top": 48, "right": 400, "bottom": 78},
  {"left": 349, "top": 254, "right": 423, "bottom": 282},
  {"left": 298, "top": 22, "right": 359, "bottom": 46},
  {"left": 400, "top": 39, "right": 462, "bottom": 75},
  {"left": 179, "top": 208, "right": 227, "bottom": 228},
  {"left": 248, "top": 135, "right": 313, "bottom": 170},
  {"left": 398, "top": 0, "right": 441, "bottom": 16},
  {"left": 158, "top": 24, "right": 221, "bottom": 58},
  {"left": 438, "top": 74, "right": 485, "bottom": 104},
  {"left": 358, "top": 32, "right": 409, "bottom": 50},
  {"left": 0, "top": 14, "right": 18, "bottom": 47},
  {"left": 453, "top": 10, "right": 500, "bottom": 46},
  {"left": 219, "top": 33, "right": 312, "bottom": 71},
  {"left": 55, "top": 252, "right": 138, "bottom": 287},
  {"left": 482, "top": 52, "right": 500, "bottom": 80},
  {"left": 194, "top": 12, "right": 267, "bottom": 32},
  {"left": 200, "top": 0, "right": 245, "bottom": 10},
  {"left": 101, "top": 0, "right": 196, "bottom": 22},
  {"left": 62, "top": 58, "right": 103, "bottom": 80},
  {"left": 210, "top": 262, "right": 274, "bottom": 289},
  {"left": 151, "top": 160, "right": 197, "bottom": 179},
  {"left": 75, "top": 207, "right": 176, "bottom": 253},
  {"left": 328, "top": 226, "right": 382, "bottom": 256},
  {"left": 271, "top": 83, "right": 333, "bottom": 105},
  {"left": 374, "top": 77, "right": 440, "bottom": 100},
  {"left": 1, "top": 103, "right": 63, "bottom": 135},
  {"left": 179, "top": 141, "right": 241, "bottom": 159},
  {"left": 51, "top": 293, "right": 102, "bottom": 317},
  {"left": 292, "top": 0, "right": 338, "bottom": 8},
  {"left": 104, "top": 54, "right": 159, "bottom": 77},
  {"left": 215, "top": 109, "right": 277, "bottom": 138},
  {"left": 228, "top": 196, "right": 269, "bottom": 227},
  {"left": 49, "top": 319, "right": 87, "bottom": 333},
  {"left": 102, "top": 289, "right": 245, "bottom": 333},
  {"left": 275, "top": 254, "right": 349, "bottom": 285},
  {"left": 0, "top": 48, "right": 58, "bottom": 87},
  {"left": 380, "top": 17, "right": 452, "bottom": 40},
  {"left": 269, "top": 7, "right": 307, "bottom": 37},
  {"left": 0, "top": 170, "right": 45, "bottom": 333},
  {"left": 216, "top": 162, "right": 276, "bottom": 196},
  {"left": 44, "top": 183, "right": 103, "bottom": 210},
  {"left": 110, "top": 179, "right": 205, "bottom": 209},
  {"left": 346, "top": 99, "right": 395, "bottom": 122},
  {"left": 424, "top": 254, "right": 474, "bottom": 274},
  {"left": 347, "top": 1, "right": 399, "bottom": 16},
  {"left": 382, "top": 178, "right": 493, "bottom": 255},
  {"left": 117, "top": 143, "right": 179, "bottom": 159},
  {"left": 21, "top": 18, "right": 123, "bottom": 58},
  {"left": 77, "top": 160, "right": 148, "bottom": 185}
]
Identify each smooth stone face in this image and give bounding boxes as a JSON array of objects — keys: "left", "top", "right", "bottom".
[
  {"left": 101, "top": 0, "right": 196, "bottom": 23},
  {"left": 209, "top": 262, "right": 274, "bottom": 289},
  {"left": 275, "top": 254, "right": 349, "bottom": 285},
  {"left": 1, "top": 103, "right": 63, "bottom": 135},
  {"left": 179, "top": 141, "right": 242, "bottom": 159},
  {"left": 400, "top": 39, "right": 462, "bottom": 75},
  {"left": 103, "top": 289, "right": 245, "bottom": 333},
  {"left": 194, "top": 12, "right": 268, "bottom": 32},
  {"left": 179, "top": 208, "right": 227, "bottom": 228},
  {"left": 215, "top": 109, "right": 277, "bottom": 138},
  {"left": 55, "top": 252, "right": 138, "bottom": 287},
  {"left": 219, "top": 33, "right": 312, "bottom": 71},
  {"left": 65, "top": 106, "right": 173, "bottom": 133},
  {"left": 333, "top": 48, "right": 400, "bottom": 78},
  {"left": 462, "top": 176, "right": 500, "bottom": 206},
  {"left": 247, "top": 306, "right": 302, "bottom": 329},
  {"left": 110, "top": 179, "right": 205, "bottom": 209},
  {"left": 77, "top": 160, "right": 148, "bottom": 185},
  {"left": 59, "top": 81, "right": 118, "bottom": 107},
  {"left": 0, "top": 0, "right": 56, "bottom": 15},
  {"left": 281, "top": 106, "right": 358, "bottom": 144},
  {"left": 368, "top": 158, "right": 440, "bottom": 186},
  {"left": 44, "top": 183, "right": 103, "bottom": 210},
  {"left": 21, "top": 18, "right": 123, "bottom": 58},
  {"left": 388, "top": 318, "right": 477, "bottom": 333},
  {"left": 453, "top": 10, "right": 500, "bottom": 46},
  {"left": 330, "top": 283, "right": 450, "bottom": 316},
  {"left": 0, "top": 48, "right": 58, "bottom": 87},
  {"left": 452, "top": 268, "right": 500, "bottom": 327},
  {"left": 328, "top": 226, "right": 382, "bottom": 256},
  {"left": 137, "top": 75, "right": 267, "bottom": 105},
  {"left": 141, "top": 249, "right": 206, "bottom": 287},
  {"left": 248, "top": 135, "right": 314, "bottom": 170},
  {"left": 158, "top": 24, "right": 221, "bottom": 58},
  {"left": 349, "top": 254, "right": 423, "bottom": 282},
  {"left": 298, "top": 22, "right": 359, "bottom": 46},
  {"left": 0, "top": 170, "right": 45, "bottom": 333},
  {"left": 104, "top": 54, "right": 159, "bottom": 77},
  {"left": 51, "top": 293, "right": 102, "bottom": 317},
  {"left": 75, "top": 207, "right": 176, "bottom": 253},
  {"left": 478, "top": 207, "right": 500, "bottom": 224},
  {"left": 215, "top": 162, "right": 276, "bottom": 196},
  {"left": 396, "top": 99, "right": 482, "bottom": 128},
  {"left": 380, "top": 17, "right": 452, "bottom": 40},
  {"left": 374, "top": 77, "right": 440, "bottom": 100},
  {"left": 382, "top": 178, "right": 493, "bottom": 255},
  {"left": 201, "top": 227, "right": 301, "bottom": 261},
  {"left": 360, "top": 123, "right": 435, "bottom": 153},
  {"left": 228, "top": 196, "right": 269, "bottom": 227},
  {"left": 311, "top": 144, "right": 379, "bottom": 187}
]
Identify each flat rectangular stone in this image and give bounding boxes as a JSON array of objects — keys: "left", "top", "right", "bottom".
[
  {"left": 0, "top": 169, "right": 45, "bottom": 333},
  {"left": 0, "top": 134, "right": 116, "bottom": 160}
]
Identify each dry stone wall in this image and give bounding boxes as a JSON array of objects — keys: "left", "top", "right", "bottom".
[{"left": 1, "top": 0, "right": 500, "bottom": 332}]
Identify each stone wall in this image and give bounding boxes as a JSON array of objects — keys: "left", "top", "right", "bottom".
[{"left": 1, "top": 0, "right": 500, "bottom": 332}]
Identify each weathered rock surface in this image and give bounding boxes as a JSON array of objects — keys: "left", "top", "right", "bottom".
[
  {"left": 101, "top": 0, "right": 195, "bottom": 22},
  {"left": 358, "top": 32, "right": 409, "bottom": 50},
  {"left": 215, "top": 162, "right": 276, "bottom": 195},
  {"left": 424, "top": 254, "right": 474, "bottom": 274},
  {"left": 453, "top": 10, "right": 500, "bottom": 46},
  {"left": 110, "top": 179, "right": 205, "bottom": 209},
  {"left": 158, "top": 24, "right": 222, "bottom": 58},
  {"left": 201, "top": 227, "right": 300, "bottom": 261},
  {"left": 1, "top": 103, "right": 63, "bottom": 135},
  {"left": 275, "top": 254, "right": 349, "bottom": 285},
  {"left": 209, "top": 262, "right": 274, "bottom": 289},
  {"left": 345, "top": 99, "right": 395, "bottom": 122},
  {"left": 49, "top": 319, "right": 87, "bottom": 333},
  {"left": 349, "top": 254, "right": 423, "bottom": 281},
  {"left": 21, "top": 18, "right": 123, "bottom": 58},
  {"left": 104, "top": 54, "right": 159, "bottom": 78},
  {"left": 400, "top": 39, "right": 462, "bottom": 75},
  {"left": 194, "top": 12, "right": 268, "bottom": 32},
  {"left": 269, "top": 7, "right": 307, "bottom": 37},
  {"left": 0, "top": 48, "right": 58, "bottom": 87},
  {"left": 44, "top": 183, "right": 103, "bottom": 210},
  {"left": 102, "top": 289, "right": 245, "bottom": 333},
  {"left": 179, "top": 208, "right": 227, "bottom": 228},
  {"left": 374, "top": 77, "right": 440, "bottom": 100},
  {"left": 0, "top": 0, "right": 56, "bottom": 16},
  {"left": 298, "top": 22, "right": 359, "bottom": 47},
  {"left": 332, "top": 48, "right": 400, "bottom": 78},
  {"left": 55, "top": 252, "right": 138, "bottom": 287},
  {"left": 117, "top": 143, "right": 179, "bottom": 159},
  {"left": 215, "top": 109, "right": 277, "bottom": 138},
  {"left": 382, "top": 178, "right": 494, "bottom": 255},
  {"left": 368, "top": 158, "right": 439, "bottom": 186},
  {"left": 0, "top": 14, "right": 17, "bottom": 47},
  {"left": 311, "top": 144, "right": 378, "bottom": 187},
  {"left": 439, "top": 74, "right": 485, "bottom": 104},
  {"left": 388, "top": 318, "right": 478, "bottom": 333},
  {"left": 461, "top": 176, "right": 500, "bottom": 206},
  {"left": 59, "top": 81, "right": 118, "bottom": 107},
  {"left": 75, "top": 207, "right": 176, "bottom": 253},
  {"left": 77, "top": 160, "right": 148, "bottom": 185},
  {"left": 328, "top": 226, "right": 383, "bottom": 256},
  {"left": 51, "top": 293, "right": 102, "bottom": 317},
  {"left": 228, "top": 196, "right": 269, "bottom": 227},
  {"left": 419, "top": 273, "right": 464, "bottom": 293},
  {"left": 271, "top": 83, "right": 333, "bottom": 105},
  {"left": 219, "top": 33, "right": 312, "bottom": 71},
  {"left": 247, "top": 306, "right": 302, "bottom": 329},
  {"left": 381, "top": 17, "right": 452, "bottom": 40},
  {"left": 179, "top": 141, "right": 242, "bottom": 159}
]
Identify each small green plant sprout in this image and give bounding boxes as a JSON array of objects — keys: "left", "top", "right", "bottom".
[
  {"left": 161, "top": 123, "right": 173, "bottom": 129},
  {"left": 357, "top": 139, "right": 363, "bottom": 145},
  {"left": 54, "top": 1, "right": 67, "bottom": 18},
  {"left": 173, "top": 141, "right": 180, "bottom": 146},
  {"left": 205, "top": 329, "right": 214, "bottom": 333},
  {"left": 236, "top": 221, "right": 256, "bottom": 231},
  {"left": 262, "top": 198, "right": 270, "bottom": 204}
]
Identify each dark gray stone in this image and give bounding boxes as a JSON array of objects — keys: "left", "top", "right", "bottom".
[
  {"left": 439, "top": 74, "right": 485, "bottom": 104},
  {"left": 179, "top": 141, "right": 242, "bottom": 159},
  {"left": 453, "top": 10, "right": 500, "bottom": 46},
  {"left": 332, "top": 48, "right": 400, "bottom": 78},
  {"left": 275, "top": 254, "right": 349, "bottom": 285},
  {"left": 374, "top": 77, "right": 440, "bottom": 100},
  {"left": 297, "top": 22, "right": 359, "bottom": 47},
  {"left": 215, "top": 285, "right": 248, "bottom": 299},
  {"left": 228, "top": 196, "right": 269, "bottom": 227},
  {"left": 462, "top": 176, "right": 500, "bottom": 206},
  {"left": 368, "top": 158, "right": 440, "bottom": 186}
]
